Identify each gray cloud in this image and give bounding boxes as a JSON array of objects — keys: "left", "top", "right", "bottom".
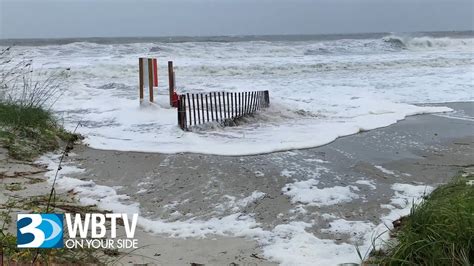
[{"left": 1, "top": 0, "right": 473, "bottom": 39}]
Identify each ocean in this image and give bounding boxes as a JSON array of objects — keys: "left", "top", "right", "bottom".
[{"left": 1, "top": 31, "right": 473, "bottom": 155}]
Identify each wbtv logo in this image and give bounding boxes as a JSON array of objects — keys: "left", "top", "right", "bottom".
[{"left": 17, "top": 214, "right": 64, "bottom": 248}]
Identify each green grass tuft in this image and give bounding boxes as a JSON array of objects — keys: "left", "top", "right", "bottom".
[
  {"left": 0, "top": 103, "right": 54, "bottom": 129},
  {"left": 380, "top": 174, "right": 474, "bottom": 265},
  {"left": 0, "top": 102, "right": 80, "bottom": 160}
]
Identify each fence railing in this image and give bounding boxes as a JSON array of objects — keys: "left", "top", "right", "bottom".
[{"left": 177, "top": 90, "right": 270, "bottom": 130}]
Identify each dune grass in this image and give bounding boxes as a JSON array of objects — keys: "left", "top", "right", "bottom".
[
  {"left": 378, "top": 173, "right": 474, "bottom": 265},
  {"left": 0, "top": 102, "right": 53, "bottom": 129},
  {"left": 0, "top": 47, "right": 79, "bottom": 160},
  {"left": 0, "top": 102, "right": 79, "bottom": 160}
]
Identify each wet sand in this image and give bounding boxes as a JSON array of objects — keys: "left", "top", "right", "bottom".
[{"left": 64, "top": 102, "right": 473, "bottom": 265}]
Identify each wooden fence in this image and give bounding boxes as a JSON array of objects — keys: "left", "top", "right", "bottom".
[{"left": 177, "top": 90, "right": 270, "bottom": 130}]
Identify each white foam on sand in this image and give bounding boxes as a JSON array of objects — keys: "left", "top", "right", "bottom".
[
  {"left": 374, "top": 165, "right": 398, "bottom": 176},
  {"left": 37, "top": 153, "right": 442, "bottom": 265},
  {"left": 371, "top": 183, "right": 434, "bottom": 249},
  {"left": 261, "top": 221, "right": 364, "bottom": 265},
  {"left": 322, "top": 219, "right": 375, "bottom": 243},
  {"left": 36, "top": 153, "right": 390, "bottom": 265},
  {"left": 37, "top": 154, "right": 140, "bottom": 214},
  {"left": 72, "top": 99, "right": 452, "bottom": 156},
  {"left": 355, "top": 180, "right": 377, "bottom": 190},
  {"left": 283, "top": 178, "right": 359, "bottom": 206},
  {"left": 215, "top": 191, "right": 266, "bottom": 213}
]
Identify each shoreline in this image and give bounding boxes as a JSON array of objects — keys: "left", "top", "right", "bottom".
[
  {"left": 65, "top": 102, "right": 473, "bottom": 264},
  {"left": 71, "top": 100, "right": 468, "bottom": 157},
  {"left": 1, "top": 102, "right": 472, "bottom": 265}
]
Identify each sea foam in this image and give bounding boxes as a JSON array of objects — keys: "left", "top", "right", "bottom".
[{"left": 3, "top": 34, "right": 473, "bottom": 155}]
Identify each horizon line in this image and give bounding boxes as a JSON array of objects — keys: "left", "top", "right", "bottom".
[{"left": 1, "top": 30, "right": 473, "bottom": 42}]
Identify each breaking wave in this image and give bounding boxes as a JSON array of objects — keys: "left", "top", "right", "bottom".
[
  {"left": 181, "top": 57, "right": 473, "bottom": 77},
  {"left": 383, "top": 35, "right": 474, "bottom": 50}
]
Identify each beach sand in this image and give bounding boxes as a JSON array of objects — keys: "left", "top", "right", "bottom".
[{"left": 1, "top": 102, "right": 472, "bottom": 265}]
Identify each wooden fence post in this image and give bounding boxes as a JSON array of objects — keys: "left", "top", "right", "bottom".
[
  {"left": 192, "top": 94, "right": 197, "bottom": 125},
  {"left": 222, "top": 92, "right": 227, "bottom": 120},
  {"left": 196, "top": 94, "right": 201, "bottom": 124},
  {"left": 214, "top": 92, "right": 219, "bottom": 121},
  {"left": 239, "top": 92, "right": 243, "bottom": 117},
  {"left": 226, "top": 92, "right": 232, "bottom": 118},
  {"left": 187, "top": 93, "right": 192, "bottom": 125},
  {"left": 176, "top": 90, "right": 269, "bottom": 130},
  {"left": 251, "top": 92, "right": 254, "bottom": 112},
  {"left": 210, "top": 93, "right": 214, "bottom": 121},
  {"left": 178, "top": 95, "right": 187, "bottom": 130},
  {"left": 256, "top": 91, "right": 260, "bottom": 110},
  {"left": 177, "top": 96, "right": 181, "bottom": 126},
  {"left": 148, "top": 59, "right": 154, "bottom": 102},
  {"left": 252, "top": 92, "right": 256, "bottom": 112},
  {"left": 246, "top": 92, "right": 250, "bottom": 114},
  {"left": 218, "top": 92, "right": 223, "bottom": 121},
  {"left": 168, "top": 61, "right": 174, "bottom": 106},
  {"left": 205, "top": 94, "right": 210, "bottom": 122},
  {"left": 200, "top": 94, "right": 205, "bottom": 124},
  {"left": 139, "top": 58, "right": 144, "bottom": 101},
  {"left": 248, "top": 92, "right": 252, "bottom": 114},
  {"left": 264, "top": 90, "right": 270, "bottom": 107},
  {"left": 230, "top": 93, "right": 234, "bottom": 118},
  {"left": 242, "top": 92, "right": 246, "bottom": 115},
  {"left": 254, "top": 91, "right": 258, "bottom": 112}
]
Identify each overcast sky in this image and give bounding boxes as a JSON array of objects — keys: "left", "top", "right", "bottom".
[{"left": 1, "top": 0, "right": 473, "bottom": 39}]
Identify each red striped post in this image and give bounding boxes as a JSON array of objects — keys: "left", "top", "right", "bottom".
[
  {"left": 153, "top": 58, "right": 158, "bottom": 87},
  {"left": 173, "top": 71, "right": 176, "bottom": 92}
]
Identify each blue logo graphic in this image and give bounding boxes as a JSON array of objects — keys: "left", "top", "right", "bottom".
[{"left": 17, "top": 214, "right": 64, "bottom": 248}]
